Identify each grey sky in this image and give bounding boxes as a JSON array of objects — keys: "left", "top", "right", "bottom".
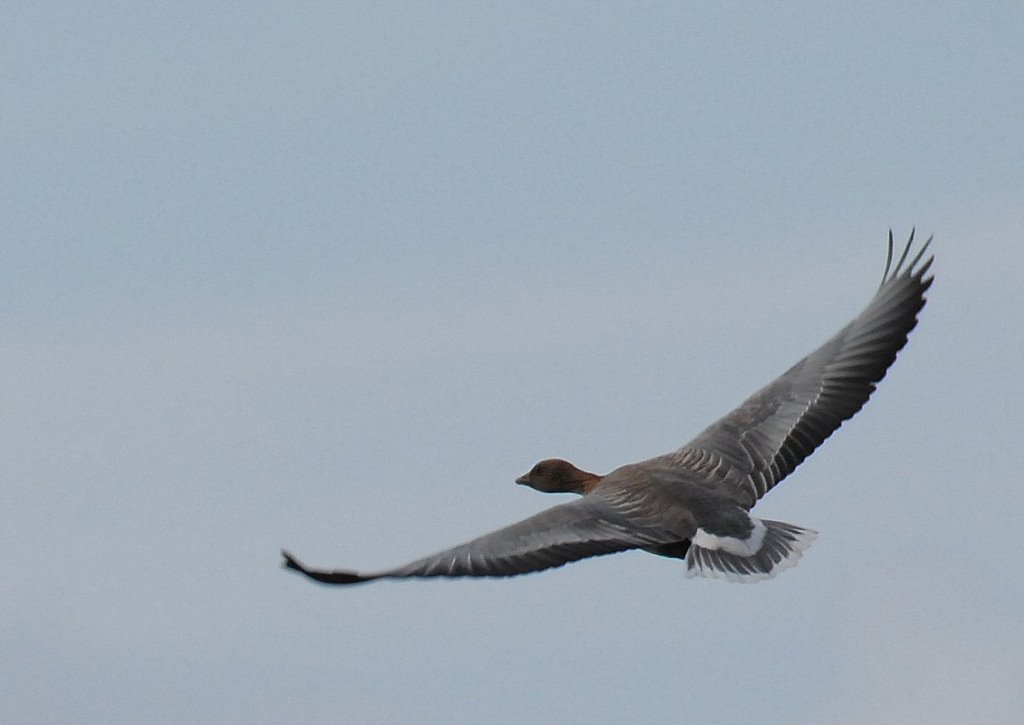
[{"left": 3, "top": 3, "right": 1022, "bottom": 724}]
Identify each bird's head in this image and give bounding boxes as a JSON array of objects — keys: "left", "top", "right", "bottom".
[{"left": 515, "top": 458, "right": 602, "bottom": 494}]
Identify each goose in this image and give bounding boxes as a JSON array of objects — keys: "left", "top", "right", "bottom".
[{"left": 283, "top": 231, "right": 933, "bottom": 584}]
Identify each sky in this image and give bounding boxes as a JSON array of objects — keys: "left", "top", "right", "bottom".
[{"left": 3, "top": 3, "right": 1023, "bottom": 723}]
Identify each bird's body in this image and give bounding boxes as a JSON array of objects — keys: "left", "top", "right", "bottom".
[{"left": 284, "top": 232, "right": 933, "bottom": 585}]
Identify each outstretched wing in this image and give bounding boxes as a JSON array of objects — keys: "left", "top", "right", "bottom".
[
  {"left": 283, "top": 495, "right": 675, "bottom": 585},
  {"left": 667, "top": 231, "right": 934, "bottom": 508}
]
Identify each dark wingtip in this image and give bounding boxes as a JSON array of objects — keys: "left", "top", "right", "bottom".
[
  {"left": 881, "top": 231, "right": 895, "bottom": 288},
  {"left": 881, "top": 228, "right": 935, "bottom": 288},
  {"left": 281, "top": 549, "right": 371, "bottom": 586},
  {"left": 281, "top": 549, "right": 303, "bottom": 571},
  {"left": 892, "top": 230, "right": 914, "bottom": 277}
]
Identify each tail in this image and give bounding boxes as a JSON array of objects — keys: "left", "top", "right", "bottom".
[{"left": 685, "top": 519, "right": 817, "bottom": 583}]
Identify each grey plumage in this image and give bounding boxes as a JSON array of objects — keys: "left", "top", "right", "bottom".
[{"left": 283, "top": 231, "right": 933, "bottom": 585}]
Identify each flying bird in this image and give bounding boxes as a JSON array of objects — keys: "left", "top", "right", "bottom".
[{"left": 283, "top": 231, "right": 933, "bottom": 584}]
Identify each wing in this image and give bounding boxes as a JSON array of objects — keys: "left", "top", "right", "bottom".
[
  {"left": 667, "top": 231, "right": 934, "bottom": 508},
  {"left": 282, "top": 495, "right": 676, "bottom": 585}
]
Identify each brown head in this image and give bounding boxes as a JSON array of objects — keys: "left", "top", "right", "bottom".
[{"left": 515, "top": 458, "right": 603, "bottom": 495}]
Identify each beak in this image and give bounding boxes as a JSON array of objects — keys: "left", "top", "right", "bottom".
[{"left": 515, "top": 474, "right": 529, "bottom": 485}]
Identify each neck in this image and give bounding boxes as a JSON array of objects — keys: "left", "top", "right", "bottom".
[{"left": 573, "top": 470, "right": 604, "bottom": 495}]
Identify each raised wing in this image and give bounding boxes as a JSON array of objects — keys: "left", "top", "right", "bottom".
[
  {"left": 282, "top": 495, "right": 675, "bottom": 585},
  {"left": 667, "top": 231, "right": 933, "bottom": 508}
]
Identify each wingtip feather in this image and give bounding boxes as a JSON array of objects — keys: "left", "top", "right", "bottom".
[{"left": 281, "top": 549, "right": 372, "bottom": 585}]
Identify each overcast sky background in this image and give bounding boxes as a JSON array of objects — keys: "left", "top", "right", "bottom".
[{"left": 3, "top": 3, "right": 1023, "bottom": 724}]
